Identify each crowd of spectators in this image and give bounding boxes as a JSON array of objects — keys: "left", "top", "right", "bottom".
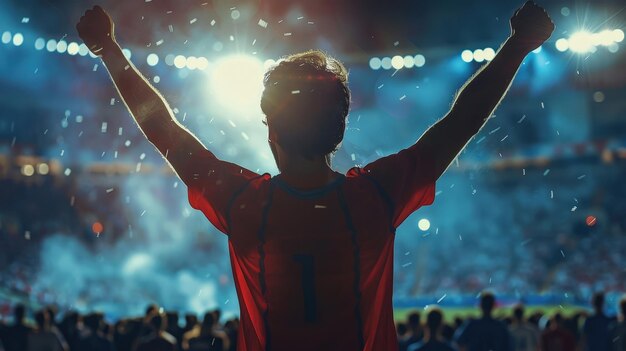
[{"left": 1, "top": 292, "right": 625, "bottom": 351}]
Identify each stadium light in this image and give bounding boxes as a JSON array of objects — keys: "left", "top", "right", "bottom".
[
  {"left": 414, "top": 54, "right": 426, "bottom": 67},
  {"left": 78, "top": 43, "right": 89, "bottom": 56},
  {"left": 483, "top": 48, "right": 496, "bottom": 61},
  {"left": 381, "top": 57, "right": 392, "bottom": 70},
  {"left": 555, "top": 38, "right": 569, "bottom": 52},
  {"left": 418, "top": 218, "right": 431, "bottom": 231},
  {"left": 473, "top": 49, "right": 485, "bottom": 62},
  {"left": 174, "top": 55, "right": 186, "bottom": 69},
  {"left": 34, "top": 38, "right": 45, "bottom": 50},
  {"left": 569, "top": 31, "right": 596, "bottom": 53},
  {"left": 56, "top": 40, "right": 68, "bottom": 53},
  {"left": 209, "top": 54, "right": 264, "bottom": 115},
  {"left": 369, "top": 57, "right": 382, "bottom": 70},
  {"left": 532, "top": 46, "right": 542, "bottom": 54},
  {"left": 613, "top": 29, "right": 624, "bottom": 43},
  {"left": 146, "top": 53, "right": 159, "bottom": 66},
  {"left": 461, "top": 50, "right": 473, "bottom": 62},
  {"left": 67, "top": 42, "right": 79, "bottom": 55},
  {"left": 22, "top": 164, "right": 35, "bottom": 176},
  {"left": 46, "top": 39, "right": 56, "bottom": 52},
  {"left": 12, "top": 33, "right": 24, "bottom": 46},
  {"left": 403, "top": 55, "right": 415, "bottom": 69},
  {"left": 1, "top": 31, "right": 11, "bottom": 44},
  {"left": 391, "top": 55, "right": 404, "bottom": 70}
]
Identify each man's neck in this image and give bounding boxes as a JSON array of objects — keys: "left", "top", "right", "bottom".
[{"left": 277, "top": 157, "right": 340, "bottom": 190}]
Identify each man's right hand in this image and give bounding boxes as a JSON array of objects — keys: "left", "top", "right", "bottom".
[{"left": 76, "top": 5, "right": 115, "bottom": 57}]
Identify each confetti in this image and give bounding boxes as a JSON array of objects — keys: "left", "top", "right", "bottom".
[{"left": 258, "top": 19, "right": 268, "bottom": 28}]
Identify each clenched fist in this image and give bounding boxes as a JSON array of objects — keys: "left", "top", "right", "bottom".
[
  {"left": 76, "top": 5, "right": 115, "bottom": 57},
  {"left": 510, "top": 1, "right": 555, "bottom": 51}
]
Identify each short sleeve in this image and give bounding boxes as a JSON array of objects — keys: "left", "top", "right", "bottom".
[
  {"left": 360, "top": 143, "right": 436, "bottom": 228},
  {"left": 186, "top": 149, "right": 260, "bottom": 235}
]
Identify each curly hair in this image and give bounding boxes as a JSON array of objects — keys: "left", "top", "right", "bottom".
[{"left": 260, "top": 50, "right": 350, "bottom": 159}]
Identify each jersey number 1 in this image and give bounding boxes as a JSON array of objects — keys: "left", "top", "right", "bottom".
[{"left": 292, "top": 254, "right": 317, "bottom": 322}]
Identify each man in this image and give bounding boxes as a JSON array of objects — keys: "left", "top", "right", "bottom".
[
  {"left": 409, "top": 308, "right": 456, "bottom": 351},
  {"left": 454, "top": 292, "right": 512, "bottom": 351},
  {"left": 581, "top": 292, "right": 614, "bottom": 351},
  {"left": 76, "top": 313, "right": 115, "bottom": 351},
  {"left": 2, "top": 304, "right": 33, "bottom": 351},
  {"left": 134, "top": 313, "right": 177, "bottom": 351},
  {"left": 76, "top": 2, "right": 553, "bottom": 350},
  {"left": 612, "top": 295, "right": 626, "bottom": 351},
  {"left": 508, "top": 304, "right": 540, "bottom": 351},
  {"left": 182, "top": 312, "right": 230, "bottom": 351},
  {"left": 26, "top": 310, "right": 69, "bottom": 351},
  {"left": 540, "top": 313, "right": 575, "bottom": 351}
]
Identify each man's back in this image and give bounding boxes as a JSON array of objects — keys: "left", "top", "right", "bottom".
[
  {"left": 583, "top": 314, "right": 614, "bottom": 351},
  {"left": 455, "top": 317, "right": 511, "bottom": 351},
  {"left": 188, "top": 148, "right": 436, "bottom": 350},
  {"left": 509, "top": 322, "right": 539, "bottom": 351}
]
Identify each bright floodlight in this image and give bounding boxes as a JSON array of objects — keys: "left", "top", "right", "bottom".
[
  {"left": 186, "top": 56, "right": 198, "bottom": 70},
  {"left": 403, "top": 55, "right": 415, "bottom": 68},
  {"left": 1, "top": 31, "right": 11, "bottom": 44},
  {"left": 418, "top": 218, "right": 431, "bottom": 231},
  {"left": 461, "top": 50, "right": 473, "bottom": 62},
  {"left": 122, "top": 48, "right": 132, "bottom": 59},
  {"left": 414, "top": 54, "right": 426, "bottom": 67},
  {"left": 67, "top": 42, "right": 79, "bottom": 55},
  {"left": 369, "top": 57, "right": 382, "bottom": 70},
  {"left": 34, "top": 38, "right": 45, "bottom": 50},
  {"left": 56, "top": 40, "right": 68, "bottom": 53},
  {"left": 46, "top": 39, "right": 57, "bottom": 52},
  {"left": 209, "top": 54, "right": 264, "bottom": 115},
  {"left": 78, "top": 43, "right": 89, "bottom": 56},
  {"left": 568, "top": 31, "right": 594, "bottom": 53},
  {"left": 381, "top": 57, "right": 392, "bottom": 70},
  {"left": 174, "top": 55, "right": 186, "bottom": 69},
  {"left": 147, "top": 53, "right": 159, "bottom": 66},
  {"left": 473, "top": 49, "right": 485, "bottom": 62},
  {"left": 391, "top": 55, "right": 404, "bottom": 70},
  {"left": 612, "top": 29, "right": 624, "bottom": 43},
  {"left": 532, "top": 45, "right": 542, "bottom": 54},
  {"left": 483, "top": 48, "right": 496, "bottom": 61},
  {"left": 555, "top": 38, "right": 569, "bottom": 52},
  {"left": 596, "top": 30, "right": 615, "bottom": 46},
  {"left": 12, "top": 33, "right": 24, "bottom": 46},
  {"left": 197, "top": 57, "right": 209, "bottom": 70}
]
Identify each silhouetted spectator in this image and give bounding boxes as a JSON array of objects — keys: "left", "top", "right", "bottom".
[
  {"left": 397, "top": 322, "right": 411, "bottom": 351},
  {"left": 182, "top": 312, "right": 229, "bottom": 351},
  {"left": 581, "top": 292, "right": 614, "bottom": 351},
  {"left": 26, "top": 310, "right": 69, "bottom": 351},
  {"left": 409, "top": 308, "right": 456, "bottom": 351},
  {"left": 58, "top": 311, "right": 80, "bottom": 351},
  {"left": 541, "top": 313, "right": 575, "bottom": 351},
  {"left": 2, "top": 304, "right": 33, "bottom": 351},
  {"left": 406, "top": 311, "right": 425, "bottom": 347},
  {"left": 223, "top": 319, "right": 238, "bottom": 351},
  {"left": 454, "top": 292, "right": 512, "bottom": 351},
  {"left": 183, "top": 314, "right": 198, "bottom": 336},
  {"left": 76, "top": 313, "right": 115, "bottom": 351},
  {"left": 134, "top": 313, "right": 177, "bottom": 351},
  {"left": 508, "top": 304, "right": 539, "bottom": 351},
  {"left": 166, "top": 311, "right": 184, "bottom": 350},
  {"left": 611, "top": 296, "right": 626, "bottom": 351}
]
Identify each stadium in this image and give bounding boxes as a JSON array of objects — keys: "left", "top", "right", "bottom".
[{"left": 0, "top": 0, "right": 625, "bottom": 350}]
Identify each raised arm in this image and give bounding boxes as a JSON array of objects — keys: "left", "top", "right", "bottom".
[
  {"left": 76, "top": 6, "right": 207, "bottom": 185},
  {"left": 415, "top": 1, "right": 554, "bottom": 180}
]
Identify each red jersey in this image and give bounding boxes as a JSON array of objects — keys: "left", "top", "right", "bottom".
[{"left": 187, "top": 143, "right": 436, "bottom": 351}]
